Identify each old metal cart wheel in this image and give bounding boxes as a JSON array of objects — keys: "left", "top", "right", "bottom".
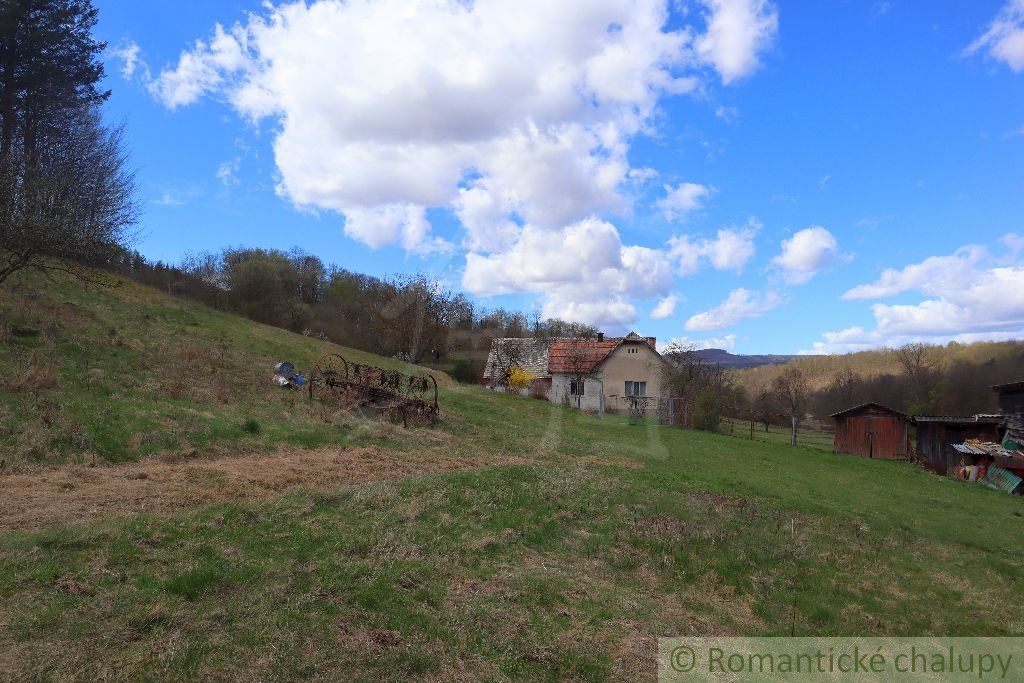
[{"left": 308, "top": 353, "right": 349, "bottom": 400}]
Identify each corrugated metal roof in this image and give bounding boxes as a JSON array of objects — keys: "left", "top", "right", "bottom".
[
  {"left": 953, "top": 441, "right": 1021, "bottom": 457},
  {"left": 982, "top": 466, "right": 1023, "bottom": 494},
  {"left": 953, "top": 443, "right": 989, "bottom": 455},
  {"left": 912, "top": 415, "right": 1004, "bottom": 424}
]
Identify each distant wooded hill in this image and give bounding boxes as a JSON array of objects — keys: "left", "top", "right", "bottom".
[
  {"left": 695, "top": 348, "right": 803, "bottom": 369},
  {"left": 724, "top": 340, "right": 1024, "bottom": 420}
]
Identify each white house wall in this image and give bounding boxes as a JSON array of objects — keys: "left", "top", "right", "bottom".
[{"left": 549, "top": 342, "right": 666, "bottom": 413}]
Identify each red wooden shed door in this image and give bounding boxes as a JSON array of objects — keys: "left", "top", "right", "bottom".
[
  {"left": 845, "top": 414, "right": 902, "bottom": 459},
  {"left": 870, "top": 416, "right": 902, "bottom": 460},
  {"left": 846, "top": 415, "right": 872, "bottom": 457}
]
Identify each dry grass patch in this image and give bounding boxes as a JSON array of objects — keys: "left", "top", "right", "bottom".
[
  {"left": 0, "top": 446, "right": 531, "bottom": 531},
  {"left": 2, "top": 352, "right": 59, "bottom": 393}
]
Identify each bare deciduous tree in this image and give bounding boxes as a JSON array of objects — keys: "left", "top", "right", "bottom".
[
  {"left": 661, "top": 342, "right": 737, "bottom": 431},
  {"left": 488, "top": 338, "right": 525, "bottom": 391},
  {"left": 753, "top": 388, "right": 774, "bottom": 433},
  {"left": 772, "top": 365, "right": 809, "bottom": 445},
  {"left": 0, "top": 0, "right": 136, "bottom": 286},
  {"left": 894, "top": 342, "right": 944, "bottom": 413},
  {"left": 0, "top": 104, "right": 138, "bottom": 285},
  {"left": 560, "top": 337, "right": 594, "bottom": 409}
]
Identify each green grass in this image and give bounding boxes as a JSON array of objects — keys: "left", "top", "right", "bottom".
[
  {"left": 1, "top": 270, "right": 1023, "bottom": 680},
  {"left": 0, "top": 270, "right": 429, "bottom": 467},
  {"left": 720, "top": 416, "right": 835, "bottom": 451}
]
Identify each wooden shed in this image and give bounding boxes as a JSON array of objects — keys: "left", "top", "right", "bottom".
[
  {"left": 913, "top": 415, "right": 1003, "bottom": 476},
  {"left": 992, "top": 381, "right": 1024, "bottom": 417},
  {"left": 832, "top": 402, "right": 911, "bottom": 460}
]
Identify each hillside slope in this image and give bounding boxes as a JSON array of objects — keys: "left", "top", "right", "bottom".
[
  {"left": 0, "top": 270, "right": 443, "bottom": 468},
  {"left": 1, "top": 271, "right": 1023, "bottom": 680}
]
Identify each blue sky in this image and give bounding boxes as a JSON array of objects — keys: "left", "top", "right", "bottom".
[{"left": 95, "top": 0, "right": 1024, "bottom": 354}]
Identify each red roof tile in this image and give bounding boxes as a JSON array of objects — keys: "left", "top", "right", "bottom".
[{"left": 547, "top": 340, "right": 620, "bottom": 373}]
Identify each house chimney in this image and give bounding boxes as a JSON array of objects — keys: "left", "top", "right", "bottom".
[
  {"left": 647, "top": 336, "right": 656, "bottom": 347},
  {"left": 597, "top": 332, "right": 604, "bottom": 342}
]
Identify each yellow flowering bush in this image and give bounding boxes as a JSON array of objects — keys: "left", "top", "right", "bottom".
[{"left": 508, "top": 367, "right": 536, "bottom": 391}]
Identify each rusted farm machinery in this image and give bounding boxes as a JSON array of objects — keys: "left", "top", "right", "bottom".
[{"left": 307, "top": 353, "right": 439, "bottom": 426}]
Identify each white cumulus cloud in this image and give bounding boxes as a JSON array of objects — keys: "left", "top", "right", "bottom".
[
  {"left": 149, "top": 24, "right": 251, "bottom": 109},
  {"left": 657, "top": 182, "right": 714, "bottom": 220},
  {"left": 111, "top": 40, "right": 149, "bottom": 81},
  {"left": 668, "top": 218, "right": 760, "bottom": 275},
  {"left": 771, "top": 226, "right": 839, "bottom": 284},
  {"left": 841, "top": 245, "right": 986, "bottom": 300},
  {"left": 685, "top": 287, "right": 782, "bottom": 330},
  {"left": 695, "top": 0, "right": 779, "bottom": 83},
  {"left": 650, "top": 293, "right": 679, "bottom": 319},
  {"left": 146, "top": 0, "right": 778, "bottom": 325},
  {"left": 803, "top": 235, "right": 1024, "bottom": 353},
  {"left": 965, "top": 0, "right": 1024, "bottom": 72},
  {"left": 463, "top": 218, "right": 673, "bottom": 327},
  {"left": 660, "top": 334, "right": 738, "bottom": 352},
  {"left": 1001, "top": 232, "right": 1024, "bottom": 255},
  {"left": 344, "top": 205, "right": 453, "bottom": 254}
]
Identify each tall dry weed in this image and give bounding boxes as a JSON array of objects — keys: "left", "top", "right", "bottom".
[{"left": 3, "top": 353, "right": 59, "bottom": 393}]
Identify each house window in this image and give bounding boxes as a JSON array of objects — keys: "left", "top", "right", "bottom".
[
  {"left": 570, "top": 379, "right": 585, "bottom": 396},
  {"left": 625, "top": 381, "right": 646, "bottom": 397}
]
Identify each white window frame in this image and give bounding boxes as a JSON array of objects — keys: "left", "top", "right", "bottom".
[{"left": 625, "top": 381, "right": 647, "bottom": 397}]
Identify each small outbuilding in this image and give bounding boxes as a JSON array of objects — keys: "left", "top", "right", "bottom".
[
  {"left": 832, "top": 402, "right": 911, "bottom": 460},
  {"left": 913, "top": 415, "right": 1003, "bottom": 476},
  {"left": 992, "top": 381, "right": 1024, "bottom": 418}
]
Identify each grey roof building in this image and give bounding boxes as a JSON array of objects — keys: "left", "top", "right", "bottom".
[{"left": 482, "top": 338, "right": 559, "bottom": 384}]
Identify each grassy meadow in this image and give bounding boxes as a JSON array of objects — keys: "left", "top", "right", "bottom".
[
  {"left": 1, "top": 271, "right": 1023, "bottom": 680},
  {"left": 0, "top": 271, "right": 435, "bottom": 468},
  {"left": 718, "top": 416, "right": 834, "bottom": 452}
]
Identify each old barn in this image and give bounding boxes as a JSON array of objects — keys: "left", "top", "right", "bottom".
[
  {"left": 832, "top": 402, "right": 911, "bottom": 460},
  {"left": 993, "top": 381, "right": 1024, "bottom": 417},
  {"left": 913, "top": 415, "right": 1003, "bottom": 476}
]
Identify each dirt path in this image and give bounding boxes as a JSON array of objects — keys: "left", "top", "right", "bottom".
[{"left": 0, "top": 446, "right": 525, "bottom": 531}]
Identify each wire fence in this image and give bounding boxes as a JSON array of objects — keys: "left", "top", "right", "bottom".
[
  {"left": 719, "top": 416, "right": 835, "bottom": 452},
  {"left": 629, "top": 398, "right": 836, "bottom": 452}
]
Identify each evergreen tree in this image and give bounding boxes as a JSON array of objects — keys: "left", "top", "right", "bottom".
[{"left": 0, "top": 0, "right": 136, "bottom": 285}]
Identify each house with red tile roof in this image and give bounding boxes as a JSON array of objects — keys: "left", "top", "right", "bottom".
[
  {"left": 549, "top": 332, "right": 667, "bottom": 412},
  {"left": 483, "top": 332, "right": 668, "bottom": 412}
]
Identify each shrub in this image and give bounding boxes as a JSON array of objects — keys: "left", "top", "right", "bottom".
[
  {"left": 508, "top": 367, "right": 536, "bottom": 391},
  {"left": 242, "top": 418, "right": 261, "bottom": 434},
  {"left": 448, "top": 357, "right": 479, "bottom": 384}
]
